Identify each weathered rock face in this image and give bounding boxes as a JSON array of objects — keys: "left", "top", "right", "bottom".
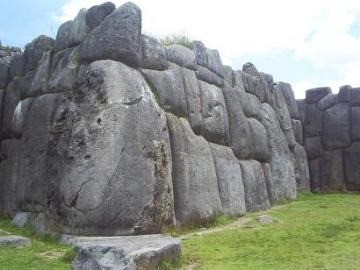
[
  {"left": 167, "top": 114, "right": 222, "bottom": 225},
  {"left": 49, "top": 61, "right": 175, "bottom": 235},
  {"left": 301, "top": 85, "right": 360, "bottom": 193},
  {"left": 0, "top": 2, "right": 311, "bottom": 237},
  {"left": 80, "top": 2, "right": 142, "bottom": 67},
  {"left": 239, "top": 160, "right": 270, "bottom": 211},
  {"left": 210, "top": 143, "right": 246, "bottom": 216}
]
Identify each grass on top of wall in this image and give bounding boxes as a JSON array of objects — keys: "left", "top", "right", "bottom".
[{"left": 169, "top": 193, "right": 360, "bottom": 270}]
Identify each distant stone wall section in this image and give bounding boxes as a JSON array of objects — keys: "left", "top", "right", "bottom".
[
  {"left": 299, "top": 86, "right": 360, "bottom": 192},
  {"left": 0, "top": 1, "right": 310, "bottom": 235}
]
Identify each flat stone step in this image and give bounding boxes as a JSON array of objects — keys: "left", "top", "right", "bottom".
[
  {"left": 61, "top": 234, "right": 181, "bottom": 270},
  {"left": 0, "top": 235, "right": 31, "bottom": 247}
]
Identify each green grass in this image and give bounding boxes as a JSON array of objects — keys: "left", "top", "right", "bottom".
[
  {"left": 0, "top": 218, "right": 73, "bottom": 270},
  {"left": 178, "top": 193, "right": 360, "bottom": 270},
  {"left": 1, "top": 193, "right": 360, "bottom": 269}
]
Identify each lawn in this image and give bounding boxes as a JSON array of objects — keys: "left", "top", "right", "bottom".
[
  {"left": 0, "top": 218, "right": 74, "bottom": 270},
  {"left": 1, "top": 193, "right": 360, "bottom": 270},
  {"left": 177, "top": 193, "right": 360, "bottom": 270}
]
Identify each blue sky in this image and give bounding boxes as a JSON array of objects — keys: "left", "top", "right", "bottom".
[{"left": 1, "top": 0, "right": 360, "bottom": 98}]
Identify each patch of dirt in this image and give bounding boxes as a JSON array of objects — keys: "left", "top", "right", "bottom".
[{"left": 38, "top": 251, "right": 65, "bottom": 260}]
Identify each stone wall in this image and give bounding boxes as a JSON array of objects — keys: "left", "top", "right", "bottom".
[
  {"left": 300, "top": 86, "right": 360, "bottom": 192},
  {"left": 0, "top": 2, "right": 309, "bottom": 235}
]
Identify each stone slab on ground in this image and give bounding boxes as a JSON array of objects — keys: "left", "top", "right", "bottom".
[
  {"left": 0, "top": 235, "right": 31, "bottom": 247},
  {"left": 63, "top": 234, "right": 181, "bottom": 270}
]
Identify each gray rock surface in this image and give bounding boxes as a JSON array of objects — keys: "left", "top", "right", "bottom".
[
  {"left": 54, "top": 9, "right": 90, "bottom": 51},
  {"left": 351, "top": 87, "right": 360, "bottom": 106},
  {"left": 344, "top": 142, "right": 360, "bottom": 191},
  {"left": 322, "top": 103, "right": 351, "bottom": 150},
  {"left": 165, "top": 45, "right": 196, "bottom": 70},
  {"left": 49, "top": 60, "right": 174, "bottom": 235},
  {"left": 273, "top": 85, "right": 296, "bottom": 148},
  {"left": 305, "top": 136, "right": 323, "bottom": 160},
  {"left": 80, "top": 2, "right": 142, "bottom": 67},
  {"left": 0, "top": 235, "right": 31, "bottom": 247},
  {"left": 48, "top": 47, "right": 80, "bottom": 92},
  {"left": 222, "top": 83, "right": 252, "bottom": 159},
  {"left": 259, "top": 103, "right": 297, "bottom": 203},
  {"left": 210, "top": 143, "right": 246, "bottom": 216},
  {"left": 199, "top": 80, "right": 229, "bottom": 145},
  {"left": 317, "top": 93, "right": 337, "bottom": 110},
  {"left": 351, "top": 106, "right": 360, "bottom": 141},
  {"left": 141, "top": 63, "right": 188, "bottom": 117},
  {"left": 297, "top": 99, "right": 306, "bottom": 123},
  {"left": 338, "top": 85, "right": 351, "bottom": 102},
  {"left": 239, "top": 160, "right": 270, "bottom": 211},
  {"left": 277, "top": 82, "right": 299, "bottom": 119},
  {"left": 321, "top": 150, "right": 347, "bottom": 192},
  {"left": 205, "top": 48, "right": 224, "bottom": 77},
  {"left": 195, "top": 65, "right": 224, "bottom": 87},
  {"left": 71, "top": 235, "right": 181, "bottom": 270},
  {"left": 304, "top": 104, "right": 323, "bottom": 137},
  {"left": 29, "top": 51, "right": 51, "bottom": 96},
  {"left": 292, "top": 144, "right": 311, "bottom": 192},
  {"left": 308, "top": 158, "right": 321, "bottom": 192},
  {"left": 141, "top": 35, "right": 168, "bottom": 71},
  {"left": 305, "top": 87, "right": 332, "bottom": 104},
  {"left": 248, "top": 117, "right": 270, "bottom": 162},
  {"left": 24, "top": 35, "right": 54, "bottom": 72},
  {"left": 11, "top": 98, "right": 34, "bottom": 138},
  {"left": 167, "top": 114, "right": 222, "bottom": 225},
  {"left": 180, "top": 67, "right": 202, "bottom": 134},
  {"left": 17, "top": 93, "right": 63, "bottom": 212},
  {"left": 86, "top": 2, "right": 116, "bottom": 29},
  {"left": 191, "top": 40, "right": 208, "bottom": 66},
  {"left": 291, "top": 119, "right": 303, "bottom": 145},
  {"left": 2, "top": 86, "right": 20, "bottom": 138}
]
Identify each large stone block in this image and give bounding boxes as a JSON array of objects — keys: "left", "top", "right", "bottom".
[
  {"left": 351, "top": 87, "right": 360, "bottom": 106},
  {"left": 48, "top": 47, "right": 80, "bottom": 92},
  {"left": 292, "top": 119, "right": 303, "bottom": 145},
  {"left": 274, "top": 85, "right": 296, "bottom": 148},
  {"left": 305, "top": 87, "right": 331, "bottom": 104},
  {"left": 222, "top": 83, "right": 252, "bottom": 159},
  {"left": 141, "top": 35, "right": 168, "bottom": 71},
  {"left": 199, "top": 80, "right": 229, "bottom": 145},
  {"left": 304, "top": 104, "right": 323, "bottom": 137},
  {"left": 165, "top": 45, "right": 196, "bottom": 70},
  {"left": 71, "top": 235, "right": 181, "bottom": 270},
  {"left": 308, "top": 158, "right": 321, "bottom": 192},
  {"left": 320, "top": 150, "right": 347, "bottom": 192},
  {"left": 248, "top": 118, "right": 270, "bottom": 162},
  {"left": 54, "top": 9, "right": 90, "bottom": 51},
  {"left": 191, "top": 40, "right": 208, "bottom": 66},
  {"left": 296, "top": 99, "right": 306, "bottom": 123},
  {"left": 80, "top": 2, "right": 142, "bottom": 67},
  {"left": 195, "top": 65, "right": 224, "bottom": 87},
  {"left": 11, "top": 98, "right": 34, "bottom": 138},
  {"left": 344, "top": 142, "right": 360, "bottom": 191},
  {"left": 16, "top": 93, "right": 64, "bottom": 212},
  {"left": 317, "top": 93, "right": 337, "bottom": 110},
  {"left": 259, "top": 103, "right": 297, "bottom": 203},
  {"left": 85, "top": 2, "right": 116, "bottom": 29},
  {"left": 48, "top": 60, "right": 175, "bottom": 235},
  {"left": 210, "top": 143, "right": 246, "bottom": 216},
  {"left": 239, "top": 160, "right": 270, "bottom": 211},
  {"left": 277, "top": 82, "right": 299, "bottom": 119},
  {"left": 351, "top": 106, "right": 360, "bottom": 141},
  {"left": 323, "top": 103, "right": 351, "bottom": 150},
  {"left": 2, "top": 86, "right": 20, "bottom": 139},
  {"left": 0, "top": 140, "right": 21, "bottom": 215},
  {"left": 291, "top": 144, "right": 310, "bottom": 192},
  {"left": 141, "top": 64, "right": 188, "bottom": 117},
  {"left": 205, "top": 48, "right": 224, "bottom": 77},
  {"left": 180, "top": 67, "right": 202, "bottom": 134},
  {"left": 29, "top": 51, "right": 51, "bottom": 97},
  {"left": 167, "top": 114, "right": 222, "bottom": 225},
  {"left": 305, "top": 136, "right": 323, "bottom": 160},
  {"left": 0, "top": 61, "right": 9, "bottom": 89},
  {"left": 24, "top": 35, "right": 54, "bottom": 72}
]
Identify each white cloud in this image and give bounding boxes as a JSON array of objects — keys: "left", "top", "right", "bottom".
[{"left": 55, "top": 0, "right": 360, "bottom": 98}]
